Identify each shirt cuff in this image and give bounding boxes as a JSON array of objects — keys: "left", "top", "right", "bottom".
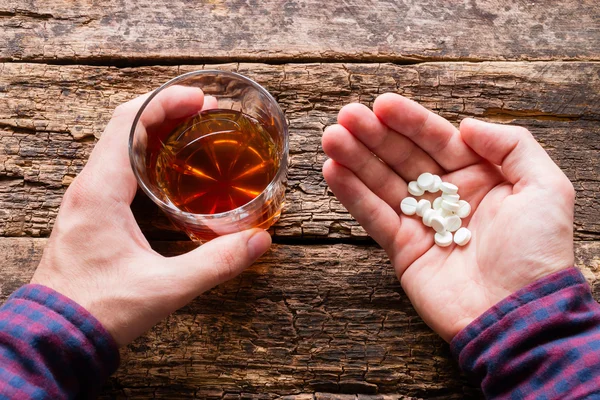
[
  {"left": 450, "top": 267, "right": 587, "bottom": 359},
  {"left": 7, "top": 284, "right": 120, "bottom": 381}
]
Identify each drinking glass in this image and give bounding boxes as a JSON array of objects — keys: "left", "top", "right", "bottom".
[{"left": 129, "top": 70, "right": 288, "bottom": 242}]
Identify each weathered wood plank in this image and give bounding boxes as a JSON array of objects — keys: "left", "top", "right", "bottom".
[
  {"left": 1, "top": 237, "right": 598, "bottom": 398},
  {"left": 1, "top": 0, "right": 599, "bottom": 63},
  {"left": 0, "top": 62, "right": 599, "bottom": 240}
]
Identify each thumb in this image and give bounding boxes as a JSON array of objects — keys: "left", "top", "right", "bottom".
[
  {"left": 459, "top": 118, "right": 566, "bottom": 188},
  {"left": 170, "top": 229, "right": 272, "bottom": 296}
]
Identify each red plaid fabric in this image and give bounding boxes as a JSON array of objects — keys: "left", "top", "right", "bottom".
[
  {"left": 0, "top": 284, "right": 119, "bottom": 399},
  {"left": 1, "top": 269, "right": 599, "bottom": 399},
  {"left": 452, "top": 268, "right": 600, "bottom": 399}
]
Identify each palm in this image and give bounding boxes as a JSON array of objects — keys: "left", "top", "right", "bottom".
[{"left": 322, "top": 94, "right": 574, "bottom": 342}]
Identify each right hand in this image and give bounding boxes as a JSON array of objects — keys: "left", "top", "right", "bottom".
[
  {"left": 322, "top": 93, "right": 575, "bottom": 342},
  {"left": 31, "top": 87, "right": 272, "bottom": 347}
]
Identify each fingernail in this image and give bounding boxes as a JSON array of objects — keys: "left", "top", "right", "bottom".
[{"left": 247, "top": 229, "right": 272, "bottom": 260}]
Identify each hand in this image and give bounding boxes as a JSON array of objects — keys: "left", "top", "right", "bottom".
[
  {"left": 322, "top": 93, "right": 574, "bottom": 342},
  {"left": 31, "top": 87, "right": 272, "bottom": 347}
]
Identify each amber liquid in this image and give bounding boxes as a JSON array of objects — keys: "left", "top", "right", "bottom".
[
  {"left": 149, "top": 109, "right": 283, "bottom": 241},
  {"left": 154, "top": 108, "right": 279, "bottom": 213}
]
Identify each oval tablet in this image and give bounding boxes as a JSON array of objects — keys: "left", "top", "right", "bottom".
[
  {"left": 434, "top": 231, "right": 453, "bottom": 247},
  {"left": 408, "top": 181, "right": 425, "bottom": 196},
  {"left": 454, "top": 227, "right": 472, "bottom": 246},
  {"left": 400, "top": 197, "right": 418, "bottom": 216},
  {"left": 440, "top": 182, "right": 458, "bottom": 194}
]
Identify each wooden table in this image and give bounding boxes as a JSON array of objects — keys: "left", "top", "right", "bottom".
[{"left": 1, "top": 1, "right": 599, "bottom": 398}]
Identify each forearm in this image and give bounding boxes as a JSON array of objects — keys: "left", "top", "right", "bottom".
[
  {"left": 0, "top": 285, "right": 119, "bottom": 399},
  {"left": 451, "top": 268, "right": 600, "bottom": 399}
]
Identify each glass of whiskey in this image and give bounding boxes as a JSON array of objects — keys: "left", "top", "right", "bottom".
[{"left": 129, "top": 70, "right": 288, "bottom": 242}]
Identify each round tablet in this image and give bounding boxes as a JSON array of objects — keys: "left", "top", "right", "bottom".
[
  {"left": 417, "top": 172, "right": 435, "bottom": 191},
  {"left": 434, "top": 231, "right": 453, "bottom": 247},
  {"left": 441, "top": 208, "right": 454, "bottom": 217},
  {"left": 440, "top": 182, "right": 458, "bottom": 194},
  {"left": 400, "top": 197, "right": 418, "bottom": 216},
  {"left": 416, "top": 199, "right": 431, "bottom": 217},
  {"left": 456, "top": 200, "right": 471, "bottom": 218},
  {"left": 445, "top": 215, "right": 462, "bottom": 232},
  {"left": 441, "top": 193, "right": 460, "bottom": 203},
  {"left": 432, "top": 197, "right": 443, "bottom": 210},
  {"left": 408, "top": 181, "right": 425, "bottom": 196},
  {"left": 430, "top": 175, "right": 442, "bottom": 193},
  {"left": 442, "top": 199, "right": 460, "bottom": 212},
  {"left": 422, "top": 209, "right": 436, "bottom": 227},
  {"left": 454, "top": 227, "right": 472, "bottom": 246},
  {"left": 430, "top": 215, "right": 446, "bottom": 233}
]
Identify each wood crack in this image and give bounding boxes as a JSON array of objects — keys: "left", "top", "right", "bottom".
[
  {"left": 482, "top": 108, "right": 594, "bottom": 122},
  {"left": 1, "top": 62, "right": 598, "bottom": 241},
  {"left": 0, "top": 8, "right": 94, "bottom": 23}
]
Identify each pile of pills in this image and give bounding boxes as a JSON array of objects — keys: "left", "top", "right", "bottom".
[{"left": 400, "top": 172, "right": 472, "bottom": 247}]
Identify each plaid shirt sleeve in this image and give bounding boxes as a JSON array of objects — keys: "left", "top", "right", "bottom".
[
  {"left": 0, "top": 284, "right": 119, "bottom": 399},
  {"left": 451, "top": 267, "right": 600, "bottom": 399}
]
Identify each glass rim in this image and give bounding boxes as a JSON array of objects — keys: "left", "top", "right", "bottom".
[{"left": 128, "top": 69, "right": 289, "bottom": 220}]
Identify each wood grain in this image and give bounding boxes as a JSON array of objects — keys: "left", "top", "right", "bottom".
[
  {"left": 1, "top": 1, "right": 599, "bottom": 63},
  {"left": 1, "top": 237, "right": 598, "bottom": 399},
  {"left": 1, "top": 62, "right": 598, "bottom": 240}
]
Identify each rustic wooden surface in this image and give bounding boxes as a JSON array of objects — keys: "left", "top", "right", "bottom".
[
  {"left": 1, "top": 238, "right": 599, "bottom": 399},
  {"left": 1, "top": 1, "right": 599, "bottom": 398},
  {"left": 1, "top": 0, "right": 599, "bottom": 63},
  {"left": 1, "top": 62, "right": 599, "bottom": 240}
]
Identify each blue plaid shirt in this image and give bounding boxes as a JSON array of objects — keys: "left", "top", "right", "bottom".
[
  {"left": 0, "top": 285, "right": 118, "bottom": 399},
  {"left": 452, "top": 268, "right": 600, "bottom": 399},
  {"left": 0, "top": 268, "right": 599, "bottom": 398}
]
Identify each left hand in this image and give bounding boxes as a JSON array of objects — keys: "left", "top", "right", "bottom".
[
  {"left": 31, "top": 87, "right": 272, "bottom": 347},
  {"left": 321, "top": 93, "right": 574, "bottom": 342}
]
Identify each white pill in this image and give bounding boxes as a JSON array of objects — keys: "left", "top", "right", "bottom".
[
  {"left": 440, "top": 182, "right": 458, "bottom": 194},
  {"left": 430, "top": 215, "right": 446, "bottom": 233},
  {"left": 441, "top": 193, "right": 460, "bottom": 203},
  {"left": 429, "top": 175, "right": 442, "bottom": 193},
  {"left": 408, "top": 181, "right": 425, "bottom": 196},
  {"left": 456, "top": 200, "right": 471, "bottom": 218},
  {"left": 454, "top": 227, "right": 472, "bottom": 246},
  {"left": 434, "top": 231, "right": 453, "bottom": 247},
  {"left": 445, "top": 215, "right": 462, "bottom": 232},
  {"left": 442, "top": 199, "right": 460, "bottom": 212},
  {"left": 432, "top": 197, "right": 443, "bottom": 210},
  {"left": 417, "top": 172, "right": 435, "bottom": 191},
  {"left": 400, "top": 197, "right": 418, "bottom": 216},
  {"left": 422, "top": 209, "right": 436, "bottom": 227},
  {"left": 441, "top": 208, "right": 454, "bottom": 217},
  {"left": 416, "top": 199, "right": 431, "bottom": 217}
]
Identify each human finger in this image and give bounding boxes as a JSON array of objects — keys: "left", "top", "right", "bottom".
[
  {"left": 83, "top": 86, "right": 206, "bottom": 204},
  {"left": 373, "top": 93, "right": 480, "bottom": 171},
  {"left": 337, "top": 103, "right": 444, "bottom": 181},
  {"left": 323, "top": 159, "right": 434, "bottom": 273},
  {"left": 459, "top": 118, "right": 569, "bottom": 190},
  {"left": 322, "top": 124, "right": 408, "bottom": 212},
  {"left": 202, "top": 95, "right": 219, "bottom": 110},
  {"left": 169, "top": 229, "right": 272, "bottom": 297}
]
